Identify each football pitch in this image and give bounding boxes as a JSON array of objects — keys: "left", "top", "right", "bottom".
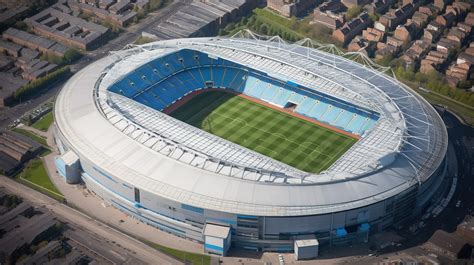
[{"left": 170, "top": 91, "right": 357, "bottom": 173}]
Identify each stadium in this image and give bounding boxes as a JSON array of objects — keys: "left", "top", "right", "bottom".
[{"left": 53, "top": 31, "right": 448, "bottom": 257}]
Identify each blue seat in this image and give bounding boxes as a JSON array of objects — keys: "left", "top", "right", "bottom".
[
  {"left": 260, "top": 82, "right": 278, "bottom": 102},
  {"left": 149, "top": 59, "right": 174, "bottom": 77},
  {"left": 309, "top": 101, "right": 330, "bottom": 119},
  {"left": 359, "top": 118, "right": 377, "bottom": 134},
  {"left": 178, "top": 70, "right": 201, "bottom": 88},
  {"left": 188, "top": 68, "right": 205, "bottom": 87},
  {"left": 229, "top": 70, "right": 247, "bottom": 92},
  {"left": 195, "top": 52, "right": 212, "bottom": 66},
  {"left": 222, "top": 68, "right": 238, "bottom": 89},
  {"left": 243, "top": 76, "right": 263, "bottom": 97},
  {"left": 347, "top": 115, "right": 366, "bottom": 134},
  {"left": 166, "top": 57, "right": 184, "bottom": 72},
  {"left": 212, "top": 67, "right": 225, "bottom": 87},
  {"left": 334, "top": 111, "right": 354, "bottom": 128},
  {"left": 127, "top": 72, "right": 151, "bottom": 90},
  {"left": 135, "top": 92, "right": 166, "bottom": 110},
  {"left": 320, "top": 107, "right": 341, "bottom": 124},
  {"left": 137, "top": 65, "right": 162, "bottom": 84},
  {"left": 288, "top": 92, "right": 305, "bottom": 104},
  {"left": 212, "top": 57, "right": 224, "bottom": 66},
  {"left": 296, "top": 98, "right": 314, "bottom": 114},
  {"left": 176, "top": 50, "right": 199, "bottom": 68},
  {"left": 200, "top": 67, "right": 212, "bottom": 82},
  {"left": 111, "top": 78, "right": 142, "bottom": 97},
  {"left": 272, "top": 89, "right": 292, "bottom": 106}
]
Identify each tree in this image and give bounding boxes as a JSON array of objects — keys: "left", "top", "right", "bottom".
[
  {"left": 346, "top": 5, "right": 363, "bottom": 20},
  {"left": 368, "top": 13, "right": 379, "bottom": 22},
  {"left": 241, "top": 17, "right": 248, "bottom": 26},
  {"left": 149, "top": 0, "right": 164, "bottom": 11},
  {"left": 63, "top": 49, "right": 81, "bottom": 64},
  {"left": 259, "top": 23, "right": 268, "bottom": 35},
  {"left": 376, "top": 54, "right": 393, "bottom": 67}
]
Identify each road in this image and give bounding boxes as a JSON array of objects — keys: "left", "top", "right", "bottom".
[
  {"left": 0, "top": 0, "right": 189, "bottom": 130},
  {"left": 0, "top": 175, "right": 181, "bottom": 265},
  {"left": 366, "top": 107, "right": 474, "bottom": 255}
]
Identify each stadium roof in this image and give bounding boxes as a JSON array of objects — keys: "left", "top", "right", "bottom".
[{"left": 54, "top": 33, "right": 448, "bottom": 216}]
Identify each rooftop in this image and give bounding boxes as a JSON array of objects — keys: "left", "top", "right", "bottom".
[{"left": 54, "top": 35, "right": 447, "bottom": 216}]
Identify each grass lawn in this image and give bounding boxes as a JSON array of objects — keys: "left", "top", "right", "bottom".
[
  {"left": 32, "top": 111, "right": 53, "bottom": 131},
  {"left": 415, "top": 88, "right": 474, "bottom": 126},
  {"left": 12, "top": 128, "right": 48, "bottom": 146},
  {"left": 145, "top": 240, "right": 210, "bottom": 265},
  {"left": 170, "top": 91, "right": 357, "bottom": 173},
  {"left": 18, "top": 158, "right": 64, "bottom": 201}
]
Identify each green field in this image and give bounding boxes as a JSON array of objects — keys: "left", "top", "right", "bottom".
[
  {"left": 32, "top": 111, "right": 54, "bottom": 131},
  {"left": 18, "top": 158, "right": 64, "bottom": 201},
  {"left": 170, "top": 91, "right": 357, "bottom": 173},
  {"left": 145, "top": 240, "right": 210, "bottom": 265},
  {"left": 12, "top": 128, "right": 48, "bottom": 146}
]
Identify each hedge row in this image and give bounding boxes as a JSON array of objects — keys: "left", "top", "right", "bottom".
[{"left": 14, "top": 66, "right": 71, "bottom": 100}]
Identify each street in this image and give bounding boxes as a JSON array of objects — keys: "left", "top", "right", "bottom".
[{"left": 0, "top": 175, "right": 182, "bottom": 265}]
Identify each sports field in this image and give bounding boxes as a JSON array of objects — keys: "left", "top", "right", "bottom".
[{"left": 170, "top": 91, "right": 357, "bottom": 173}]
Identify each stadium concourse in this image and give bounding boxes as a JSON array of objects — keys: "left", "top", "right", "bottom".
[{"left": 53, "top": 32, "right": 448, "bottom": 258}]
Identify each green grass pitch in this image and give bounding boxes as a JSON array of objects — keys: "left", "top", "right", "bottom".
[{"left": 170, "top": 91, "right": 357, "bottom": 173}]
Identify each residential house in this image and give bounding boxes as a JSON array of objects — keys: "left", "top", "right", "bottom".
[
  {"left": 313, "top": 9, "right": 345, "bottom": 30},
  {"left": 373, "top": 21, "right": 387, "bottom": 32},
  {"left": 318, "top": 0, "right": 345, "bottom": 12},
  {"left": 465, "top": 12, "right": 474, "bottom": 26},
  {"left": 332, "top": 12, "right": 372, "bottom": 45},
  {"left": 342, "top": 0, "right": 370, "bottom": 8},
  {"left": 267, "top": 0, "right": 321, "bottom": 17},
  {"left": 423, "top": 21, "right": 444, "bottom": 43},
  {"left": 433, "top": 0, "right": 451, "bottom": 10},
  {"left": 457, "top": 22, "right": 472, "bottom": 34},
  {"left": 446, "top": 62, "right": 471, "bottom": 87},
  {"left": 386, "top": 36, "right": 404, "bottom": 50},
  {"left": 375, "top": 44, "right": 398, "bottom": 60},
  {"left": 437, "top": 37, "right": 459, "bottom": 53},
  {"left": 435, "top": 12, "right": 456, "bottom": 28},
  {"left": 418, "top": 5, "right": 440, "bottom": 17},
  {"left": 379, "top": 3, "right": 416, "bottom": 31},
  {"left": 408, "top": 11, "right": 429, "bottom": 28},
  {"left": 401, "top": 40, "right": 431, "bottom": 68},
  {"left": 457, "top": 52, "right": 474, "bottom": 65},
  {"left": 464, "top": 47, "right": 474, "bottom": 56},
  {"left": 362, "top": 27, "right": 385, "bottom": 42},
  {"left": 445, "top": 51, "right": 474, "bottom": 87},
  {"left": 364, "top": 0, "right": 394, "bottom": 14},
  {"left": 348, "top": 37, "right": 372, "bottom": 56},
  {"left": 420, "top": 50, "right": 448, "bottom": 74},
  {"left": 447, "top": 27, "right": 467, "bottom": 43},
  {"left": 446, "top": 1, "right": 470, "bottom": 16},
  {"left": 394, "top": 22, "right": 418, "bottom": 45}
]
